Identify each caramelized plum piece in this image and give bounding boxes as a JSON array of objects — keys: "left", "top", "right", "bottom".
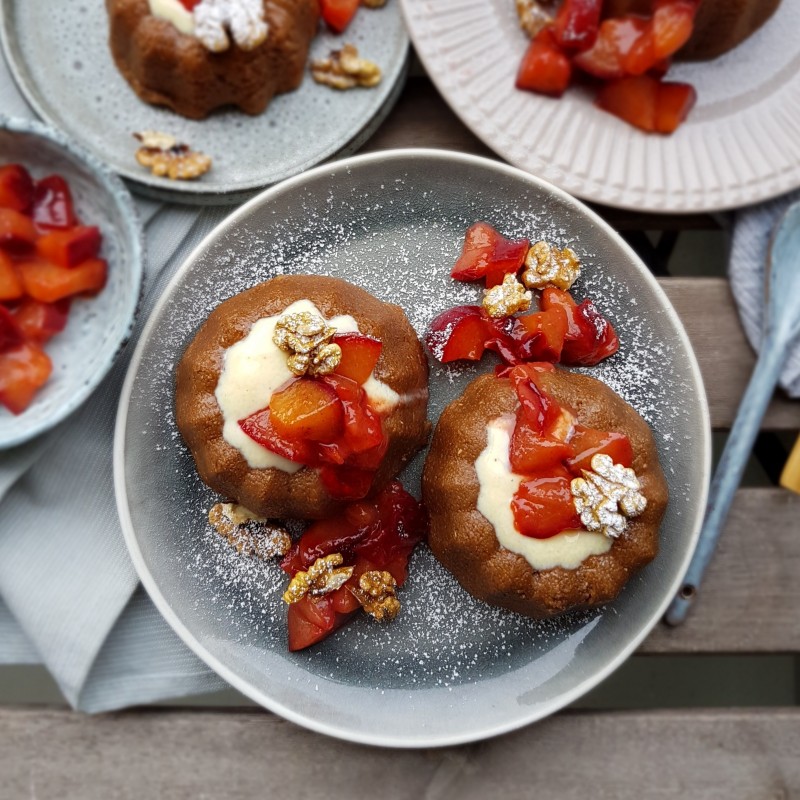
[
  {"left": 0, "top": 209, "right": 37, "bottom": 253},
  {"left": 573, "top": 16, "right": 648, "bottom": 80},
  {"left": 32, "top": 175, "right": 78, "bottom": 230},
  {"left": 332, "top": 332, "right": 382, "bottom": 384},
  {"left": 36, "top": 226, "right": 101, "bottom": 268},
  {"left": 595, "top": 75, "right": 695, "bottom": 134},
  {"left": 282, "top": 483, "right": 427, "bottom": 650},
  {"left": 319, "top": 0, "right": 359, "bottom": 33},
  {"left": 509, "top": 363, "right": 563, "bottom": 433},
  {"left": 0, "top": 305, "right": 25, "bottom": 352},
  {"left": 19, "top": 257, "right": 107, "bottom": 303},
  {"left": 553, "top": 0, "right": 603, "bottom": 52},
  {"left": 0, "top": 251, "right": 23, "bottom": 301},
  {"left": 12, "top": 298, "right": 71, "bottom": 344},
  {"left": 450, "top": 222, "right": 529, "bottom": 282},
  {"left": 0, "top": 165, "right": 34, "bottom": 214},
  {"left": 566, "top": 426, "right": 633, "bottom": 474},
  {"left": 540, "top": 287, "right": 618, "bottom": 365},
  {"left": 0, "top": 341, "right": 52, "bottom": 414},
  {"left": 511, "top": 307, "right": 568, "bottom": 362},
  {"left": 516, "top": 28, "right": 572, "bottom": 97},
  {"left": 426, "top": 305, "right": 490, "bottom": 363},
  {"left": 269, "top": 377, "right": 344, "bottom": 442},
  {"left": 238, "top": 408, "right": 319, "bottom": 464},
  {"left": 512, "top": 468, "right": 582, "bottom": 539},
  {"left": 510, "top": 412, "right": 573, "bottom": 474}
]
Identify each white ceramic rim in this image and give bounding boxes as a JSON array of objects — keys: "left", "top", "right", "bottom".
[
  {"left": 0, "top": 114, "right": 145, "bottom": 449},
  {"left": 114, "top": 148, "right": 711, "bottom": 748},
  {"left": 398, "top": 0, "right": 800, "bottom": 214}
]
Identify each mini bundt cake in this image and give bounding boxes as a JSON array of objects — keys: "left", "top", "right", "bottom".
[
  {"left": 176, "top": 275, "right": 430, "bottom": 519},
  {"left": 422, "top": 366, "right": 668, "bottom": 618},
  {"left": 106, "top": 0, "right": 320, "bottom": 119},
  {"left": 604, "top": 0, "right": 782, "bottom": 60}
]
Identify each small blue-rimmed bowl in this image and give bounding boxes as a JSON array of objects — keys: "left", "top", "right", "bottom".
[{"left": 0, "top": 116, "right": 144, "bottom": 448}]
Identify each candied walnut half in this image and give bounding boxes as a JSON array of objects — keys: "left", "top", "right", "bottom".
[
  {"left": 133, "top": 131, "right": 212, "bottom": 181},
  {"left": 311, "top": 44, "right": 382, "bottom": 90},
  {"left": 522, "top": 241, "right": 581, "bottom": 291},
  {"left": 273, "top": 310, "right": 342, "bottom": 377},
  {"left": 208, "top": 503, "right": 291, "bottom": 559},
  {"left": 482, "top": 273, "right": 532, "bottom": 318},
  {"left": 352, "top": 570, "right": 400, "bottom": 621},
  {"left": 362, "top": 0, "right": 387, "bottom": 6},
  {"left": 283, "top": 554, "right": 354, "bottom": 604},
  {"left": 571, "top": 453, "right": 647, "bottom": 539},
  {"left": 515, "top": 0, "right": 553, "bottom": 38}
]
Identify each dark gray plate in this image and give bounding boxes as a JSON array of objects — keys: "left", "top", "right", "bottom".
[
  {"left": 114, "top": 150, "right": 710, "bottom": 746},
  {"left": 0, "top": 0, "right": 408, "bottom": 203}
]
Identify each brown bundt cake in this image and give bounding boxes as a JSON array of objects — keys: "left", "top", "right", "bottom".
[
  {"left": 604, "top": 0, "right": 781, "bottom": 60},
  {"left": 106, "top": 0, "right": 319, "bottom": 119},
  {"left": 422, "top": 368, "right": 668, "bottom": 619},
  {"left": 176, "top": 275, "right": 430, "bottom": 519}
]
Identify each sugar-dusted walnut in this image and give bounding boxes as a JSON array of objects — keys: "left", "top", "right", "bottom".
[
  {"left": 273, "top": 310, "right": 341, "bottom": 376},
  {"left": 133, "top": 131, "right": 212, "bottom": 181},
  {"left": 283, "top": 554, "right": 354, "bottom": 604},
  {"left": 193, "top": 0, "right": 269, "bottom": 53},
  {"left": 208, "top": 503, "right": 291, "bottom": 559},
  {"left": 311, "top": 44, "right": 382, "bottom": 90},
  {"left": 352, "top": 570, "right": 400, "bottom": 621},
  {"left": 482, "top": 273, "right": 532, "bottom": 318},
  {"left": 521, "top": 241, "right": 581, "bottom": 291},
  {"left": 571, "top": 453, "right": 647, "bottom": 539}
]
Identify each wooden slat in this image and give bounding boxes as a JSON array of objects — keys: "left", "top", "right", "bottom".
[
  {"left": 364, "top": 77, "right": 723, "bottom": 231},
  {"left": 2, "top": 707, "right": 798, "bottom": 798},
  {"left": 661, "top": 277, "right": 799, "bottom": 430},
  {"left": 642, "top": 488, "right": 800, "bottom": 653}
]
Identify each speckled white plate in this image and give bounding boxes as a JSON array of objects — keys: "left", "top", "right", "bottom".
[
  {"left": 115, "top": 150, "right": 709, "bottom": 747},
  {"left": 0, "top": 117, "right": 143, "bottom": 449},
  {"left": 400, "top": 0, "right": 800, "bottom": 213},
  {"left": 0, "top": 0, "right": 408, "bottom": 204}
]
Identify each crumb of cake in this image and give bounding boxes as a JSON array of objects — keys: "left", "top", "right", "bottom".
[
  {"left": 571, "top": 453, "right": 647, "bottom": 538},
  {"left": 352, "top": 570, "right": 400, "bottom": 621},
  {"left": 283, "top": 554, "right": 354, "bottom": 604},
  {"left": 272, "top": 309, "right": 342, "bottom": 376},
  {"left": 133, "top": 131, "right": 212, "bottom": 181},
  {"left": 482, "top": 273, "right": 532, "bottom": 318},
  {"left": 521, "top": 241, "right": 581, "bottom": 291},
  {"left": 193, "top": 0, "right": 268, "bottom": 52},
  {"left": 311, "top": 44, "right": 382, "bottom": 90},
  {"left": 515, "top": 0, "right": 553, "bottom": 38},
  {"left": 208, "top": 502, "right": 291, "bottom": 559}
]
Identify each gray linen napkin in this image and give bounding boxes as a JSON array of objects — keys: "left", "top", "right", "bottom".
[
  {"left": 730, "top": 191, "right": 800, "bottom": 398},
  {"left": 0, "top": 54, "right": 229, "bottom": 709}
]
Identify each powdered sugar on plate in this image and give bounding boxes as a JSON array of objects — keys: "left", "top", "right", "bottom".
[{"left": 119, "top": 153, "right": 706, "bottom": 740}]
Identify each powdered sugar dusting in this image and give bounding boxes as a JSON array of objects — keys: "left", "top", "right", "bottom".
[{"left": 121, "top": 156, "right": 704, "bottom": 735}]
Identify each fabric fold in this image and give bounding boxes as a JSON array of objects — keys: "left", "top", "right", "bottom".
[{"left": 730, "top": 190, "right": 800, "bottom": 398}]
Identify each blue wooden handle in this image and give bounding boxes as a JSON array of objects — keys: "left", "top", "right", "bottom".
[{"left": 665, "top": 341, "right": 788, "bottom": 626}]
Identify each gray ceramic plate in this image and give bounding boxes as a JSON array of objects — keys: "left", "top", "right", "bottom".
[
  {"left": 0, "top": 116, "right": 143, "bottom": 449},
  {"left": 115, "top": 150, "right": 710, "bottom": 747},
  {"left": 0, "top": 0, "right": 408, "bottom": 204}
]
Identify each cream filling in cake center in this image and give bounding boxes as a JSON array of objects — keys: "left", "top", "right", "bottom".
[
  {"left": 216, "top": 299, "right": 400, "bottom": 472},
  {"left": 148, "top": 0, "right": 196, "bottom": 34},
  {"left": 475, "top": 415, "right": 612, "bottom": 571}
]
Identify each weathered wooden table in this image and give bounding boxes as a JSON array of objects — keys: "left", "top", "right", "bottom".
[{"left": 3, "top": 77, "right": 799, "bottom": 798}]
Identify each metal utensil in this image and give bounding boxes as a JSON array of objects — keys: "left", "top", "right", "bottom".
[{"left": 666, "top": 200, "right": 800, "bottom": 625}]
